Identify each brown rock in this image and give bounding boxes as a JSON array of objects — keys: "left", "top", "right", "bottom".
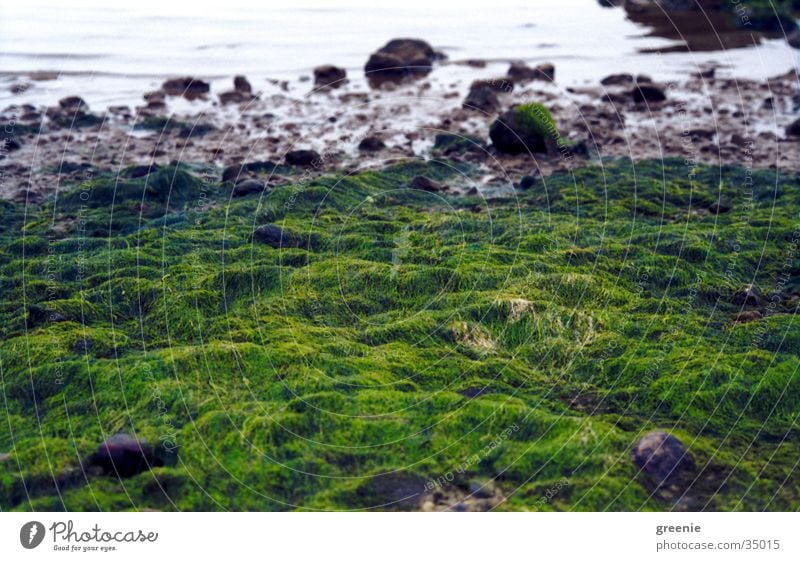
[
  {"left": 314, "top": 65, "right": 347, "bottom": 89},
  {"left": 162, "top": 77, "right": 210, "bottom": 99},
  {"left": 632, "top": 83, "right": 666, "bottom": 103},
  {"left": 601, "top": 73, "right": 634, "bottom": 86},
  {"left": 409, "top": 176, "right": 445, "bottom": 192},
  {"left": 508, "top": 62, "right": 555, "bottom": 83},
  {"left": 234, "top": 75, "right": 252, "bottom": 94},
  {"left": 732, "top": 284, "right": 765, "bottom": 307},
  {"left": 365, "top": 38, "right": 438, "bottom": 86}
]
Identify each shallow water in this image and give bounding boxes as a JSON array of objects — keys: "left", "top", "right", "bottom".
[{"left": 0, "top": 0, "right": 797, "bottom": 109}]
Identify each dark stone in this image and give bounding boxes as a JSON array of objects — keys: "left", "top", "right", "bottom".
[
  {"left": 600, "top": 73, "right": 634, "bottom": 86},
  {"left": 74, "top": 338, "right": 94, "bottom": 355},
  {"left": 409, "top": 176, "right": 444, "bottom": 192},
  {"left": 2, "top": 137, "right": 22, "bottom": 152},
  {"left": 59, "top": 96, "right": 88, "bottom": 111},
  {"left": 253, "top": 224, "right": 300, "bottom": 249},
  {"left": 84, "top": 433, "right": 162, "bottom": 478},
  {"left": 517, "top": 174, "right": 539, "bottom": 190},
  {"left": 127, "top": 164, "right": 159, "bottom": 178},
  {"left": 459, "top": 386, "right": 490, "bottom": 398},
  {"left": 463, "top": 85, "right": 498, "bottom": 113},
  {"left": 234, "top": 75, "right": 252, "bottom": 94},
  {"left": 358, "top": 136, "right": 386, "bottom": 152},
  {"left": 789, "top": 29, "right": 800, "bottom": 49},
  {"left": 177, "top": 123, "right": 216, "bottom": 138},
  {"left": 489, "top": 106, "right": 550, "bottom": 154},
  {"left": 314, "top": 65, "right": 347, "bottom": 89},
  {"left": 58, "top": 161, "right": 92, "bottom": 175},
  {"left": 632, "top": 83, "right": 666, "bottom": 103},
  {"left": 143, "top": 90, "right": 165, "bottom": 103},
  {"left": 222, "top": 161, "right": 279, "bottom": 183},
  {"left": 358, "top": 473, "right": 426, "bottom": 509},
  {"left": 285, "top": 149, "right": 321, "bottom": 167},
  {"left": 786, "top": 118, "right": 800, "bottom": 137},
  {"left": 433, "top": 133, "right": 484, "bottom": 154},
  {"left": 27, "top": 305, "right": 68, "bottom": 326},
  {"left": 731, "top": 284, "right": 765, "bottom": 307},
  {"left": 631, "top": 431, "right": 694, "bottom": 487},
  {"left": 365, "top": 38, "right": 438, "bottom": 86},
  {"left": 508, "top": 62, "right": 554, "bottom": 82},
  {"left": 232, "top": 178, "right": 265, "bottom": 197},
  {"left": 162, "top": 77, "right": 210, "bottom": 98},
  {"left": 218, "top": 90, "right": 250, "bottom": 105},
  {"left": 733, "top": 310, "right": 762, "bottom": 323}
]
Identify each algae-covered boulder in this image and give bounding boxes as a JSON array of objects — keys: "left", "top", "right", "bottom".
[
  {"left": 489, "top": 103, "right": 557, "bottom": 154},
  {"left": 84, "top": 434, "right": 163, "bottom": 478}
]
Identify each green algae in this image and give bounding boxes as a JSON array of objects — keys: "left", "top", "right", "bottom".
[{"left": 0, "top": 157, "right": 798, "bottom": 511}]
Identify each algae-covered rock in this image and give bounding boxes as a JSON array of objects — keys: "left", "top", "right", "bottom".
[
  {"left": 489, "top": 103, "right": 557, "bottom": 154},
  {"left": 84, "top": 434, "right": 163, "bottom": 478}
]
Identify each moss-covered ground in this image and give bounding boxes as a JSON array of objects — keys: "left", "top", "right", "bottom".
[{"left": 1, "top": 157, "right": 798, "bottom": 511}]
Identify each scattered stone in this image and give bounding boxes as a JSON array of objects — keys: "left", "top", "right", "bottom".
[
  {"left": 253, "top": 224, "right": 300, "bottom": 248},
  {"left": 463, "top": 78, "right": 513, "bottom": 112},
  {"left": 126, "top": 164, "right": 159, "bottom": 178},
  {"left": 59, "top": 96, "right": 88, "bottom": 111},
  {"left": 10, "top": 83, "right": 31, "bottom": 94},
  {"left": 508, "top": 62, "right": 554, "bottom": 82},
  {"left": 84, "top": 433, "right": 162, "bottom": 478},
  {"left": 314, "top": 65, "right": 347, "bottom": 89},
  {"left": 365, "top": 38, "right": 438, "bottom": 86},
  {"left": 733, "top": 310, "right": 762, "bottom": 323},
  {"left": 27, "top": 305, "right": 67, "bottom": 326},
  {"left": 730, "top": 133, "right": 750, "bottom": 147},
  {"left": 632, "top": 83, "right": 666, "bottom": 103},
  {"left": 218, "top": 90, "right": 250, "bottom": 105},
  {"left": 789, "top": 29, "right": 800, "bottom": 49},
  {"left": 234, "top": 75, "right": 252, "bottom": 94},
  {"left": 358, "top": 136, "right": 386, "bottom": 152},
  {"left": 409, "top": 176, "right": 445, "bottom": 192},
  {"left": 786, "top": 118, "right": 800, "bottom": 137},
  {"left": 285, "top": 149, "right": 321, "bottom": 167},
  {"left": 433, "top": 133, "right": 484, "bottom": 154},
  {"left": 517, "top": 174, "right": 539, "bottom": 190},
  {"left": 74, "top": 338, "right": 94, "bottom": 355},
  {"left": 162, "top": 77, "right": 210, "bottom": 99},
  {"left": 631, "top": 431, "right": 694, "bottom": 487},
  {"left": 232, "top": 178, "right": 266, "bottom": 197},
  {"left": 358, "top": 473, "right": 426, "bottom": 509},
  {"left": 177, "top": 122, "right": 216, "bottom": 138},
  {"left": 732, "top": 284, "right": 765, "bottom": 307},
  {"left": 601, "top": 73, "right": 634, "bottom": 86},
  {"left": 2, "top": 137, "right": 22, "bottom": 152}
]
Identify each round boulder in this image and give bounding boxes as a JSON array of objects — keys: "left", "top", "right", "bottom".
[
  {"left": 489, "top": 103, "right": 556, "bottom": 154},
  {"left": 631, "top": 431, "right": 694, "bottom": 486},
  {"left": 365, "top": 38, "right": 438, "bottom": 86},
  {"left": 314, "top": 65, "right": 347, "bottom": 89}
]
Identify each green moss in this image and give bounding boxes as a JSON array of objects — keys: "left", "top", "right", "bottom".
[
  {"left": 1, "top": 157, "right": 798, "bottom": 511},
  {"left": 514, "top": 102, "right": 558, "bottom": 140}
]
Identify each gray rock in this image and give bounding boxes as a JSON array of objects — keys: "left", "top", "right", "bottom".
[{"left": 631, "top": 431, "right": 694, "bottom": 486}]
